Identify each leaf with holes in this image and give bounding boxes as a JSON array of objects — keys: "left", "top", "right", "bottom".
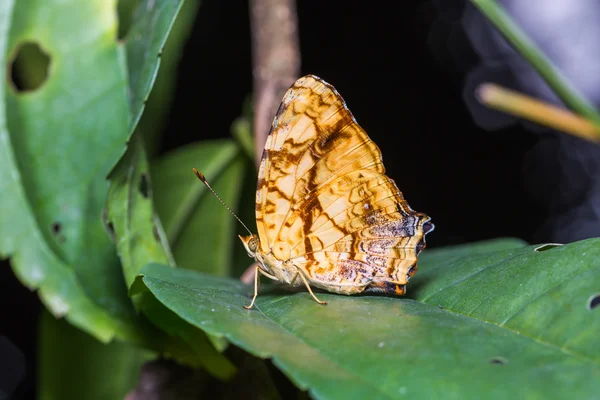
[
  {"left": 105, "top": 133, "right": 175, "bottom": 288},
  {"left": 105, "top": 134, "right": 236, "bottom": 379},
  {"left": 151, "top": 139, "right": 248, "bottom": 277},
  {"left": 1, "top": 0, "right": 140, "bottom": 342},
  {"left": 132, "top": 238, "right": 600, "bottom": 399},
  {"left": 0, "top": 0, "right": 187, "bottom": 343}
]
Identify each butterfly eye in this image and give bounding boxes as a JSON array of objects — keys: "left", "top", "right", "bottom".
[{"left": 249, "top": 238, "right": 258, "bottom": 252}]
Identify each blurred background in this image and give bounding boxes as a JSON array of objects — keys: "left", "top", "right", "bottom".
[{"left": 3, "top": 0, "right": 599, "bottom": 397}]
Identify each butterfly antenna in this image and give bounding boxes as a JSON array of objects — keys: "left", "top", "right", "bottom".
[{"left": 193, "top": 168, "right": 253, "bottom": 235}]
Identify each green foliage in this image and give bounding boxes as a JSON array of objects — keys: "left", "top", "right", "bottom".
[
  {"left": 124, "top": 0, "right": 187, "bottom": 132},
  {"left": 2, "top": 0, "right": 599, "bottom": 399},
  {"left": 151, "top": 140, "right": 246, "bottom": 275},
  {"left": 106, "top": 133, "right": 236, "bottom": 379},
  {"left": 134, "top": 238, "right": 600, "bottom": 399},
  {"left": 106, "top": 134, "right": 176, "bottom": 289},
  {"left": 1, "top": 0, "right": 144, "bottom": 343}
]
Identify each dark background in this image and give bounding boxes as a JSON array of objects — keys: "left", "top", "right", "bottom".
[
  {"left": 5, "top": 0, "right": 598, "bottom": 398},
  {"left": 164, "top": 0, "right": 541, "bottom": 246}
]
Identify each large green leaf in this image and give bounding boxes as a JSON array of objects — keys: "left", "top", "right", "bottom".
[
  {"left": 413, "top": 239, "right": 599, "bottom": 360},
  {"left": 0, "top": 0, "right": 143, "bottom": 342},
  {"left": 106, "top": 0, "right": 245, "bottom": 373},
  {"left": 150, "top": 139, "right": 248, "bottom": 355},
  {"left": 1, "top": 0, "right": 190, "bottom": 345},
  {"left": 151, "top": 140, "right": 247, "bottom": 276},
  {"left": 133, "top": 238, "right": 600, "bottom": 399},
  {"left": 105, "top": 134, "right": 236, "bottom": 379},
  {"left": 106, "top": 134, "right": 175, "bottom": 288}
]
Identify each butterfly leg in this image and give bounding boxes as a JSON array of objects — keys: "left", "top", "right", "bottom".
[
  {"left": 244, "top": 265, "right": 278, "bottom": 310},
  {"left": 289, "top": 272, "right": 299, "bottom": 286},
  {"left": 296, "top": 270, "right": 327, "bottom": 305}
]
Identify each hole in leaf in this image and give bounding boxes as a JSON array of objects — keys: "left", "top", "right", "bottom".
[
  {"left": 107, "top": 221, "right": 115, "bottom": 235},
  {"left": 489, "top": 357, "right": 507, "bottom": 365},
  {"left": 101, "top": 208, "right": 116, "bottom": 242},
  {"left": 139, "top": 174, "right": 149, "bottom": 198},
  {"left": 51, "top": 222, "right": 62, "bottom": 235},
  {"left": 104, "top": 220, "right": 116, "bottom": 242},
  {"left": 116, "top": 0, "right": 141, "bottom": 41},
  {"left": 588, "top": 293, "right": 600, "bottom": 310},
  {"left": 534, "top": 243, "right": 563, "bottom": 252},
  {"left": 8, "top": 42, "right": 51, "bottom": 92}
]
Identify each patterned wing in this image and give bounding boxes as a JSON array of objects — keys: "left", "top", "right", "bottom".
[
  {"left": 255, "top": 75, "right": 433, "bottom": 293},
  {"left": 287, "top": 171, "right": 434, "bottom": 294},
  {"left": 255, "top": 75, "right": 382, "bottom": 252}
]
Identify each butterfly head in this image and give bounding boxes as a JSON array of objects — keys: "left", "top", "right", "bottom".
[{"left": 239, "top": 234, "right": 260, "bottom": 258}]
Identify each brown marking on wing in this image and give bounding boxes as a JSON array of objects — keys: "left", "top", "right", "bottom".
[
  {"left": 363, "top": 281, "right": 407, "bottom": 296},
  {"left": 253, "top": 74, "right": 434, "bottom": 296},
  {"left": 301, "top": 158, "right": 320, "bottom": 269},
  {"left": 255, "top": 75, "right": 384, "bottom": 255}
]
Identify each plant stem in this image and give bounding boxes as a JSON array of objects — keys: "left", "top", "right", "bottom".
[
  {"left": 477, "top": 83, "right": 600, "bottom": 143},
  {"left": 250, "top": 0, "right": 301, "bottom": 167},
  {"left": 470, "top": 0, "right": 600, "bottom": 132}
]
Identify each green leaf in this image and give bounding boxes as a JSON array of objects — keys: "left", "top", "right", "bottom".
[
  {"left": 414, "top": 237, "right": 528, "bottom": 266},
  {"left": 39, "top": 309, "right": 154, "bottom": 400},
  {"left": 105, "top": 134, "right": 236, "bottom": 379},
  {"left": 1, "top": 0, "right": 189, "bottom": 345},
  {"left": 0, "top": 0, "right": 146, "bottom": 343},
  {"left": 124, "top": 0, "right": 185, "bottom": 132},
  {"left": 136, "top": 294, "right": 237, "bottom": 379},
  {"left": 412, "top": 240, "right": 598, "bottom": 360},
  {"left": 136, "top": 0, "right": 202, "bottom": 155},
  {"left": 106, "top": 133, "right": 175, "bottom": 288},
  {"left": 135, "top": 238, "right": 600, "bottom": 399},
  {"left": 150, "top": 140, "right": 247, "bottom": 355},
  {"left": 151, "top": 140, "right": 246, "bottom": 276}
]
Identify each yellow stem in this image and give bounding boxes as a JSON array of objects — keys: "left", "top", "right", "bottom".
[{"left": 476, "top": 83, "right": 600, "bottom": 143}]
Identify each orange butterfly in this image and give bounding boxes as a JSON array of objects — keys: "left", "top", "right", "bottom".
[{"left": 195, "top": 75, "right": 433, "bottom": 309}]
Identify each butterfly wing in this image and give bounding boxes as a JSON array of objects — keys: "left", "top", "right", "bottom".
[
  {"left": 256, "top": 75, "right": 382, "bottom": 251},
  {"left": 287, "top": 170, "right": 434, "bottom": 294},
  {"left": 255, "top": 75, "right": 433, "bottom": 294}
]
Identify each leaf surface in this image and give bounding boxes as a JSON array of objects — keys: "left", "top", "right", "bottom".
[
  {"left": 0, "top": 0, "right": 187, "bottom": 343},
  {"left": 0, "top": 0, "right": 139, "bottom": 342},
  {"left": 151, "top": 140, "right": 246, "bottom": 276},
  {"left": 124, "top": 0, "right": 185, "bottom": 131},
  {"left": 135, "top": 238, "right": 600, "bottom": 399},
  {"left": 105, "top": 134, "right": 236, "bottom": 379}
]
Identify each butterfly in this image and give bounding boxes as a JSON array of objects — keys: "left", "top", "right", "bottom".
[{"left": 195, "top": 75, "right": 433, "bottom": 309}]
